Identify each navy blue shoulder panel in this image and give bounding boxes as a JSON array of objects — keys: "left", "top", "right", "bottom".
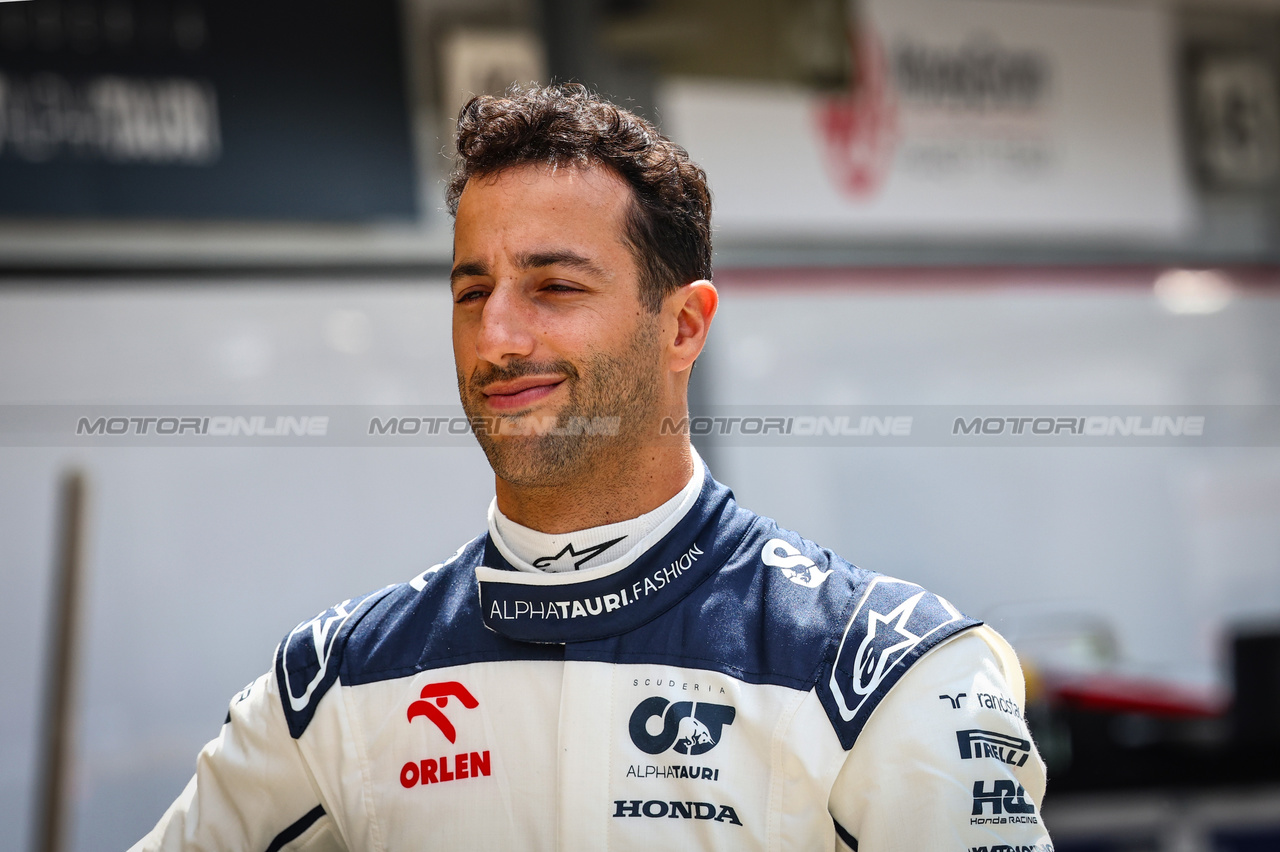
[
  {"left": 573, "top": 509, "right": 980, "bottom": 750},
  {"left": 275, "top": 585, "right": 397, "bottom": 739},
  {"left": 275, "top": 535, "right": 562, "bottom": 739},
  {"left": 571, "top": 510, "right": 855, "bottom": 690},
  {"left": 275, "top": 486, "right": 979, "bottom": 750},
  {"left": 817, "top": 571, "right": 980, "bottom": 749}
]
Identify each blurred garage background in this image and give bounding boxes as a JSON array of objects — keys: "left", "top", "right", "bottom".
[{"left": 1, "top": 0, "right": 1278, "bottom": 849}]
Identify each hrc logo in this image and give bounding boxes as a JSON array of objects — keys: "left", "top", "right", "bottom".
[{"left": 971, "top": 780, "right": 1035, "bottom": 816}]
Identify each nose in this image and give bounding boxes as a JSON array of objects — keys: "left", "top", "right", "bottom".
[{"left": 474, "top": 283, "right": 536, "bottom": 366}]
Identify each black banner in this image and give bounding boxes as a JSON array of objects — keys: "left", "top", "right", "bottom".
[{"left": 0, "top": 0, "right": 418, "bottom": 221}]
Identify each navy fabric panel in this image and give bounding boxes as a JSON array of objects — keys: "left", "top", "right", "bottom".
[
  {"left": 342, "top": 543, "right": 565, "bottom": 683},
  {"left": 478, "top": 476, "right": 756, "bottom": 643},
  {"left": 571, "top": 520, "right": 869, "bottom": 693},
  {"left": 272, "top": 473, "right": 980, "bottom": 753},
  {"left": 275, "top": 586, "right": 397, "bottom": 739},
  {"left": 264, "top": 804, "right": 326, "bottom": 852},
  {"left": 833, "top": 818, "right": 859, "bottom": 850},
  {"left": 817, "top": 576, "right": 980, "bottom": 750},
  {"left": 274, "top": 537, "right": 564, "bottom": 737}
]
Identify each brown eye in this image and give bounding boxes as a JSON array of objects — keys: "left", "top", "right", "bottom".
[{"left": 454, "top": 286, "right": 490, "bottom": 304}]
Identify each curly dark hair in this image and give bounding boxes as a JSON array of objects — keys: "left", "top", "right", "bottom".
[{"left": 447, "top": 83, "right": 712, "bottom": 312}]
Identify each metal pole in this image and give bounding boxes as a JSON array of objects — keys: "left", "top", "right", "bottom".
[{"left": 32, "top": 471, "right": 87, "bottom": 852}]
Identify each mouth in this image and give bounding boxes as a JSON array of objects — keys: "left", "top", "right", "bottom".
[{"left": 480, "top": 375, "right": 566, "bottom": 411}]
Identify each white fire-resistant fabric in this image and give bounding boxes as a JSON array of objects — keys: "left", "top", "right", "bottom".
[
  {"left": 132, "top": 466, "right": 1050, "bottom": 852},
  {"left": 131, "top": 629, "right": 1049, "bottom": 851}
]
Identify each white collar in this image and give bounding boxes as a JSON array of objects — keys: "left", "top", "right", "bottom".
[{"left": 488, "top": 450, "right": 706, "bottom": 575}]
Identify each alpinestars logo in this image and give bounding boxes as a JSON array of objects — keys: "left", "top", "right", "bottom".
[
  {"left": 533, "top": 536, "right": 626, "bottom": 571},
  {"left": 407, "top": 681, "right": 478, "bottom": 743},
  {"left": 851, "top": 594, "right": 926, "bottom": 695},
  {"left": 828, "top": 579, "right": 967, "bottom": 729},
  {"left": 629, "top": 698, "right": 736, "bottom": 756},
  {"left": 957, "top": 729, "right": 1032, "bottom": 767},
  {"left": 761, "top": 538, "right": 833, "bottom": 588},
  {"left": 283, "top": 593, "right": 377, "bottom": 712}
]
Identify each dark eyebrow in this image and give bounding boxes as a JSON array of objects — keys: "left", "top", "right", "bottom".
[
  {"left": 513, "top": 249, "right": 607, "bottom": 280},
  {"left": 450, "top": 248, "right": 608, "bottom": 289},
  {"left": 450, "top": 260, "right": 489, "bottom": 287}
]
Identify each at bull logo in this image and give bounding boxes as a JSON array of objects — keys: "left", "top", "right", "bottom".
[
  {"left": 629, "top": 697, "right": 736, "bottom": 756},
  {"left": 761, "top": 538, "right": 833, "bottom": 589},
  {"left": 407, "top": 681, "right": 478, "bottom": 744}
]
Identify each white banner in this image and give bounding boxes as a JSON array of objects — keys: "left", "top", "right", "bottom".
[{"left": 660, "top": 0, "right": 1191, "bottom": 240}]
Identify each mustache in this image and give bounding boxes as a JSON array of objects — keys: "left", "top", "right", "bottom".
[{"left": 465, "top": 358, "right": 580, "bottom": 390}]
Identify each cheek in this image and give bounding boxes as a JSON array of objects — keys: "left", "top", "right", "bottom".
[{"left": 451, "top": 322, "right": 474, "bottom": 371}]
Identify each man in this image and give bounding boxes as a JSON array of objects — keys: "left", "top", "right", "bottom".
[{"left": 134, "top": 84, "right": 1050, "bottom": 851}]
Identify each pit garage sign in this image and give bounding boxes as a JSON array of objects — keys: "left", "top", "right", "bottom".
[{"left": 660, "top": 0, "right": 1191, "bottom": 240}]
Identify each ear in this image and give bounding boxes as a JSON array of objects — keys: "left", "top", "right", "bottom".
[{"left": 666, "top": 279, "right": 718, "bottom": 374}]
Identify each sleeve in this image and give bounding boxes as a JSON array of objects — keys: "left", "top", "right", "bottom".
[
  {"left": 128, "top": 667, "right": 346, "bottom": 852},
  {"left": 828, "top": 625, "right": 1052, "bottom": 852}
]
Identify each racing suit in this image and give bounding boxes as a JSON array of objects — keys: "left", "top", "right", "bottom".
[{"left": 133, "top": 465, "right": 1052, "bottom": 851}]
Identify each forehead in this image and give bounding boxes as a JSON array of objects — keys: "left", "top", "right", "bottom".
[{"left": 454, "top": 162, "right": 634, "bottom": 251}]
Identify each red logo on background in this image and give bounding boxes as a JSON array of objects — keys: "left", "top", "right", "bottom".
[
  {"left": 407, "top": 681, "right": 478, "bottom": 743},
  {"left": 815, "top": 30, "right": 899, "bottom": 198}
]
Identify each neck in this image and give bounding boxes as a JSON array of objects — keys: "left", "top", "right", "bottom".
[{"left": 495, "top": 440, "right": 695, "bottom": 534}]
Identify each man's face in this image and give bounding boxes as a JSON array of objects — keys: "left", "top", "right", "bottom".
[{"left": 451, "top": 163, "right": 665, "bottom": 487}]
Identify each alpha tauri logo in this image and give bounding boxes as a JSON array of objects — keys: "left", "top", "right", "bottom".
[
  {"left": 761, "top": 538, "right": 833, "bottom": 589},
  {"left": 629, "top": 698, "right": 736, "bottom": 756},
  {"left": 407, "top": 681, "right": 478, "bottom": 744}
]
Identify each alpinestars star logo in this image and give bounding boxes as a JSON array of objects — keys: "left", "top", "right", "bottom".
[
  {"left": 851, "top": 593, "right": 925, "bottom": 695},
  {"left": 828, "top": 578, "right": 967, "bottom": 728},
  {"left": 629, "top": 698, "right": 736, "bottom": 756},
  {"left": 407, "top": 681, "right": 478, "bottom": 743},
  {"left": 533, "top": 536, "right": 626, "bottom": 571}
]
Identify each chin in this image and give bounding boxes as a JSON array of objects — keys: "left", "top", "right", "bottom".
[{"left": 481, "top": 432, "right": 617, "bottom": 488}]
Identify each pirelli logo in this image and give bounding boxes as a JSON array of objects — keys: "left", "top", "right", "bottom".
[{"left": 956, "top": 729, "right": 1031, "bottom": 767}]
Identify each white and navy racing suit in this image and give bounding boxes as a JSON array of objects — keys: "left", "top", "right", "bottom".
[{"left": 133, "top": 464, "right": 1052, "bottom": 852}]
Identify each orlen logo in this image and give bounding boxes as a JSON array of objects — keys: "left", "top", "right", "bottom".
[
  {"left": 629, "top": 698, "right": 735, "bottom": 756},
  {"left": 761, "top": 538, "right": 833, "bottom": 589},
  {"left": 407, "top": 681, "right": 478, "bottom": 743},
  {"left": 402, "top": 681, "right": 490, "bottom": 790}
]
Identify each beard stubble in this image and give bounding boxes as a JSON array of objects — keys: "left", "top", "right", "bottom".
[{"left": 458, "top": 315, "right": 664, "bottom": 488}]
